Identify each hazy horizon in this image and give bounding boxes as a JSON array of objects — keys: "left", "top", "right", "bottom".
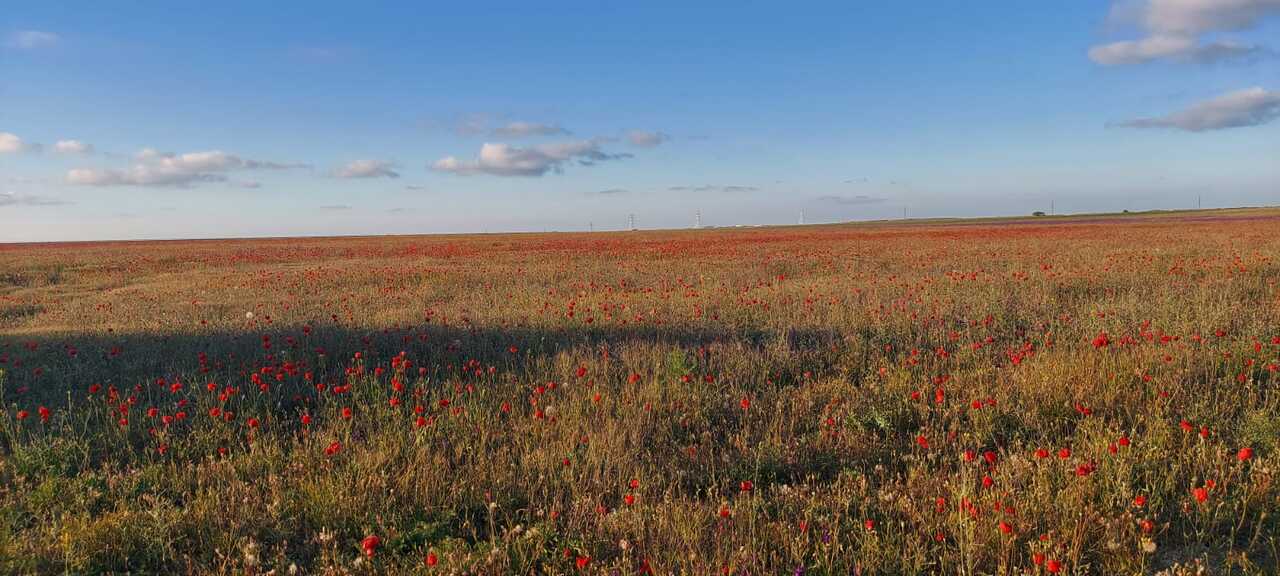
[{"left": 3, "top": 1, "right": 1279, "bottom": 242}]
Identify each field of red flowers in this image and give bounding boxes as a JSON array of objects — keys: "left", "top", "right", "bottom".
[{"left": 2, "top": 209, "right": 1279, "bottom": 574}]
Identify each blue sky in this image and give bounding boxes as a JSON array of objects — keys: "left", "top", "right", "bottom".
[{"left": 2, "top": 1, "right": 1278, "bottom": 241}]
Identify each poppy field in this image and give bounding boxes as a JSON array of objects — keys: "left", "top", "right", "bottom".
[{"left": 1, "top": 209, "right": 1279, "bottom": 575}]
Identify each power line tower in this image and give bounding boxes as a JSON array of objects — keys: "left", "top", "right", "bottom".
[
  {"left": 628, "top": 213, "right": 636, "bottom": 230},
  {"left": 695, "top": 210, "right": 702, "bottom": 229},
  {"left": 799, "top": 209, "right": 805, "bottom": 226}
]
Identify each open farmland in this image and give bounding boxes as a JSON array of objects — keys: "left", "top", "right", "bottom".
[{"left": 2, "top": 209, "right": 1279, "bottom": 574}]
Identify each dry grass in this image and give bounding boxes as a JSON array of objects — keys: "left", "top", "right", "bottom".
[{"left": 1, "top": 209, "right": 1279, "bottom": 574}]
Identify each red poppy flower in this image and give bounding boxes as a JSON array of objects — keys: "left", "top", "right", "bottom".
[{"left": 361, "top": 535, "right": 380, "bottom": 557}]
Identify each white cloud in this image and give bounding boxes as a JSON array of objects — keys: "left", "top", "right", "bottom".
[
  {"left": 1089, "top": 35, "right": 1260, "bottom": 64},
  {"left": 334, "top": 159, "right": 399, "bottom": 179},
  {"left": 627, "top": 130, "right": 669, "bottom": 147},
  {"left": 1090, "top": 0, "right": 1280, "bottom": 65},
  {"left": 0, "top": 192, "right": 70, "bottom": 207},
  {"left": 53, "top": 139, "right": 93, "bottom": 154},
  {"left": 5, "top": 30, "right": 59, "bottom": 50},
  {"left": 492, "top": 121, "right": 569, "bottom": 137},
  {"left": 667, "top": 185, "right": 759, "bottom": 192},
  {"left": 67, "top": 148, "right": 304, "bottom": 187},
  {"left": 1146, "top": 0, "right": 1280, "bottom": 34},
  {"left": 456, "top": 114, "right": 491, "bottom": 136},
  {"left": 815, "top": 194, "right": 887, "bottom": 205},
  {"left": 432, "top": 140, "right": 632, "bottom": 177},
  {"left": 0, "top": 132, "right": 40, "bottom": 153},
  {"left": 1090, "top": 34, "right": 1197, "bottom": 64},
  {"left": 1113, "top": 87, "right": 1280, "bottom": 131}
]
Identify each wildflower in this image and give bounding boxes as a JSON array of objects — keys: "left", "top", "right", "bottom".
[
  {"left": 361, "top": 535, "right": 380, "bottom": 557},
  {"left": 1237, "top": 447, "right": 1254, "bottom": 462}
]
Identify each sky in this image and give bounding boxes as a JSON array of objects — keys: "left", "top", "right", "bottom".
[{"left": 2, "top": 1, "right": 1279, "bottom": 242}]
